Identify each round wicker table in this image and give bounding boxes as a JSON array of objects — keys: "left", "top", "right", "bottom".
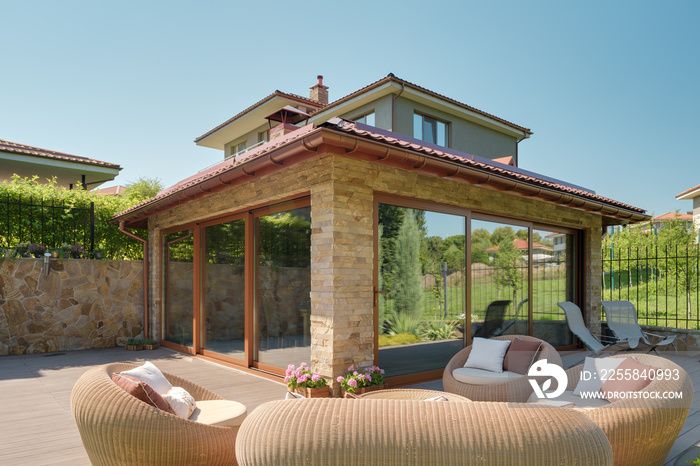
[{"left": 358, "top": 388, "right": 471, "bottom": 402}]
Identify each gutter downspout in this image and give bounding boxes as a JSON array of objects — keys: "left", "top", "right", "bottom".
[{"left": 119, "top": 221, "right": 149, "bottom": 339}]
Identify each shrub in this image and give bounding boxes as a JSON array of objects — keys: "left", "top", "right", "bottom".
[{"left": 378, "top": 332, "right": 422, "bottom": 347}]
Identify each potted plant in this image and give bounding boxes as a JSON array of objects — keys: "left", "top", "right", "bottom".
[
  {"left": 70, "top": 244, "right": 84, "bottom": 259},
  {"left": 28, "top": 243, "right": 46, "bottom": 258},
  {"left": 125, "top": 338, "right": 144, "bottom": 351},
  {"left": 337, "top": 365, "right": 386, "bottom": 397},
  {"left": 59, "top": 243, "right": 72, "bottom": 258},
  {"left": 3, "top": 247, "right": 17, "bottom": 259},
  {"left": 285, "top": 362, "right": 330, "bottom": 398},
  {"left": 92, "top": 248, "right": 105, "bottom": 260},
  {"left": 49, "top": 248, "right": 60, "bottom": 258},
  {"left": 15, "top": 242, "right": 30, "bottom": 257},
  {"left": 142, "top": 338, "right": 159, "bottom": 350}
]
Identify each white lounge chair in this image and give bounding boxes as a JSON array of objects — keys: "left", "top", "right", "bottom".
[
  {"left": 558, "top": 302, "right": 622, "bottom": 356},
  {"left": 601, "top": 300, "right": 676, "bottom": 353}
]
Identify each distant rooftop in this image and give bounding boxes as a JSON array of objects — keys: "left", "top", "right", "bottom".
[{"left": 0, "top": 139, "right": 121, "bottom": 169}]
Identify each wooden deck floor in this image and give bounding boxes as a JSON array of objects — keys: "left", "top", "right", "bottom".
[{"left": 0, "top": 347, "right": 698, "bottom": 465}]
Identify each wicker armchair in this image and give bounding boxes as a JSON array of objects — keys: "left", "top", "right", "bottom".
[
  {"left": 442, "top": 335, "right": 562, "bottom": 402},
  {"left": 565, "top": 353, "right": 693, "bottom": 466},
  {"left": 71, "top": 363, "right": 240, "bottom": 466}
]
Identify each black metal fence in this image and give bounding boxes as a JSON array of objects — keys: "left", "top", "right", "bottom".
[
  {"left": 602, "top": 244, "right": 700, "bottom": 330},
  {"left": 0, "top": 194, "right": 95, "bottom": 252}
]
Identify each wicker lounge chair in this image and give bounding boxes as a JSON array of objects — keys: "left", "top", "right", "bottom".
[
  {"left": 442, "top": 335, "right": 562, "bottom": 402},
  {"left": 236, "top": 397, "right": 613, "bottom": 465},
  {"left": 602, "top": 300, "right": 676, "bottom": 353},
  {"left": 558, "top": 301, "right": 623, "bottom": 355},
  {"left": 564, "top": 353, "right": 692, "bottom": 465},
  {"left": 71, "top": 363, "right": 240, "bottom": 466}
]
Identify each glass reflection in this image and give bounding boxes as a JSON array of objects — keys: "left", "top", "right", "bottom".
[{"left": 164, "top": 230, "right": 194, "bottom": 347}]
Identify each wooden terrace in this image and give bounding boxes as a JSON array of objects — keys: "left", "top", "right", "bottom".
[{"left": 1, "top": 346, "right": 699, "bottom": 465}]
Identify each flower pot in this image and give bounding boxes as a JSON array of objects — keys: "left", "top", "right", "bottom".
[
  {"left": 343, "top": 384, "right": 387, "bottom": 398},
  {"left": 125, "top": 344, "right": 143, "bottom": 351},
  {"left": 143, "top": 343, "right": 159, "bottom": 350},
  {"left": 289, "top": 386, "right": 330, "bottom": 398}
]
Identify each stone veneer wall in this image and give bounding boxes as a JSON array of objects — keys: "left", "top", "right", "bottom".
[
  {"left": 0, "top": 258, "right": 143, "bottom": 355},
  {"left": 147, "top": 152, "right": 610, "bottom": 390}
]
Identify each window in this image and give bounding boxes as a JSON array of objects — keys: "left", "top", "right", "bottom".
[
  {"left": 163, "top": 229, "right": 195, "bottom": 348},
  {"left": 413, "top": 113, "right": 448, "bottom": 147},
  {"left": 236, "top": 142, "right": 246, "bottom": 153},
  {"left": 354, "top": 112, "right": 375, "bottom": 127},
  {"left": 258, "top": 130, "right": 269, "bottom": 143}
]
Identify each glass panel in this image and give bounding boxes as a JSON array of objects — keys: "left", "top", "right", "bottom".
[
  {"left": 163, "top": 229, "right": 194, "bottom": 347},
  {"left": 202, "top": 219, "right": 246, "bottom": 359},
  {"left": 470, "top": 220, "right": 529, "bottom": 339},
  {"left": 255, "top": 206, "right": 311, "bottom": 369},
  {"left": 423, "top": 116, "right": 437, "bottom": 144},
  {"left": 365, "top": 112, "right": 375, "bottom": 127},
  {"left": 437, "top": 121, "right": 446, "bottom": 147},
  {"left": 378, "top": 204, "right": 466, "bottom": 378},
  {"left": 531, "top": 229, "right": 576, "bottom": 347},
  {"left": 413, "top": 113, "right": 422, "bottom": 139}
]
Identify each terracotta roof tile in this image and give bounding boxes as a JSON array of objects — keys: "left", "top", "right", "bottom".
[
  {"left": 653, "top": 212, "right": 693, "bottom": 221},
  {"left": 0, "top": 139, "right": 121, "bottom": 169},
  {"left": 326, "top": 118, "right": 644, "bottom": 214},
  {"left": 676, "top": 183, "right": 700, "bottom": 199},
  {"left": 312, "top": 74, "right": 532, "bottom": 136}
]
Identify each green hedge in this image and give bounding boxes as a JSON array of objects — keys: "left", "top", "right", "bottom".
[{"left": 0, "top": 175, "right": 145, "bottom": 260}]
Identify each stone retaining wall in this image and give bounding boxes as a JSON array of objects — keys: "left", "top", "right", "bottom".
[{"left": 0, "top": 258, "right": 143, "bottom": 355}]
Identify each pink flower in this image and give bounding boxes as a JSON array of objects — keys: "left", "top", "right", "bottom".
[
  {"left": 311, "top": 373, "right": 321, "bottom": 382},
  {"left": 353, "top": 371, "right": 358, "bottom": 376},
  {"left": 348, "top": 365, "right": 355, "bottom": 371},
  {"left": 348, "top": 378, "right": 357, "bottom": 388},
  {"left": 337, "top": 376, "right": 344, "bottom": 383}
]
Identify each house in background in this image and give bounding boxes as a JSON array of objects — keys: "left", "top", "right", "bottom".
[
  {"left": 485, "top": 238, "right": 554, "bottom": 262},
  {"left": 676, "top": 183, "right": 700, "bottom": 240},
  {"left": 629, "top": 211, "right": 694, "bottom": 234},
  {"left": 0, "top": 138, "right": 121, "bottom": 189},
  {"left": 93, "top": 185, "right": 127, "bottom": 196},
  {"left": 115, "top": 74, "right": 648, "bottom": 387}
]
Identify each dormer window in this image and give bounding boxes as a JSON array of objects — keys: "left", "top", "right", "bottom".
[
  {"left": 414, "top": 113, "right": 448, "bottom": 147},
  {"left": 353, "top": 112, "right": 375, "bottom": 127}
]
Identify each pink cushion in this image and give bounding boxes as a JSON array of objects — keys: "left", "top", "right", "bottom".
[
  {"left": 503, "top": 338, "right": 543, "bottom": 374},
  {"left": 112, "top": 373, "right": 176, "bottom": 414}
]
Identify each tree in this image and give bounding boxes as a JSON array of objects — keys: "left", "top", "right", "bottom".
[
  {"left": 393, "top": 209, "right": 423, "bottom": 316},
  {"left": 493, "top": 238, "right": 522, "bottom": 305},
  {"left": 124, "top": 177, "right": 164, "bottom": 202}
]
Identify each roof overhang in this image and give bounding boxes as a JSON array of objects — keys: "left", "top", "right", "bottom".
[
  {"left": 0, "top": 151, "right": 121, "bottom": 188},
  {"left": 677, "top": 184, "right": 700, "bottom": 200},
  {"left": 195, "top": 93, "right": 323, "bottom": 150},
  {"left": 116, "top": 120, "right": 647, "bottom": 229}
]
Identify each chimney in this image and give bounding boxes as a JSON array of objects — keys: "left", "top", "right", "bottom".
[{"left": 309, "top": 75, "right": 328, "bottom": 105}]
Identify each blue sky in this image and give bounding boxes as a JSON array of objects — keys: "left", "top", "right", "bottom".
[{"left": 1, "top": 1, "right": 698, "bottom": 218}]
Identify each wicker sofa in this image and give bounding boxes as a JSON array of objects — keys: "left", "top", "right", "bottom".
[
  {"left": 563, "top": 353, "right": 693, "bottom": 466},
  {"left": 71, "top": 363, "right": 241, "bottom": 466},
  {"left": 235, "top": 397, "right": 613, "bottom": 465},
  {"left": 442, "top": 335, "right": 562, "bottom": 402}
]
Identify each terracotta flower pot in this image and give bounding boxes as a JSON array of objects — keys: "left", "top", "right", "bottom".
[
  {"left": 125, "top": 344, "right": 143, "bottom": 351},
  {"left": 289, "top": 386, "right": 330, "bottom": 398}
]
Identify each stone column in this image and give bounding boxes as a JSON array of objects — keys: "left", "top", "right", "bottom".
[
  {"left": 584, "top": 223, "right": 603, "bottom": 335},
  {"left": 310, "top": 156, "right": 374, "bottom": 394}
]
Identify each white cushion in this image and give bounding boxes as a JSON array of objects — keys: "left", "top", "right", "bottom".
[
  {"left": 572, "top": 357, "right": 625, "bottom": 396},
  {"left": 452, "top": 367, "right": 523, "bottom": 385},
  {"left": 163, "top": 387, "right": 197, "bottom": 418},
  {"left": 189, "top": 400, "right": 247, "bottom": 427},
  {"left": 463, "top": 338, "right": 511, "bottom": 373},
  {"left": 119, "top": 361, "right": 173, "bottom": 395},
  {"left": 285, "top": 391, "right": 305, "bottom": 399},
  {"left": 528, "top": 390, "right": 611, "bottom": 410}
]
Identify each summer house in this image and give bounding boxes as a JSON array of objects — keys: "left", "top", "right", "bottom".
[{"left": 114, "top": 74, "right": 649, "bottom": 387}]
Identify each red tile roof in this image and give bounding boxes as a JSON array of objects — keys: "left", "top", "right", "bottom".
[
  {"left": 486, "top": 239, "right": 552, "bottom": 252},
  {"left": 0, "top": 139, "right": 121, "bottom": 169},
  {"left": 328, "top": 119, "right": 644, "bottom": 215},
  {"left": 116, "top": 119, "right": 647, "bottom": 227},
  {"left": 653, "top": 212, "right": 693, "bottom": 221},
  {"left": 312, "top": 74, "right": 532, "bottom": 136},
  {"left": 194, "top": 91, "right": 324, "bottom": 143},
  {"left": 94, "top": 185, "right": 126, "bottom": 196},
  {"left": 676, "top": 183, "right": 700, "bottom": 199}
]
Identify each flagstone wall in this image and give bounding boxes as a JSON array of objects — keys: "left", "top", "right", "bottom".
[{"left": 0, "top": 258, "right": 143, "bottom": 355}]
